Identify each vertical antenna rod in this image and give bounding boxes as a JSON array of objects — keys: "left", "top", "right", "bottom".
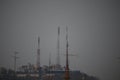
[
  {"left": 37, "top": 36, "right": 41, "bottom": 80},
  {"left": 49, "top": 52, "right": 51, "bottom": 68},
  {"left": 49, "top": 52, "right": 51, "bottom": 73},
  {"left": 13, "top": 51, "right": 19, "bottom": 72},
  {"left": 65, "top": 26, "right": 70, "bottom": 80},
  {"left": 57, "top": 26, "right": 60, "bottom": 66},
  {"left": 37, "top": 36, "right": 40, "bottom": 69}
]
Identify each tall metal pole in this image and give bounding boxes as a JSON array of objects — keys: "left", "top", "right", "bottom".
[
  {"left": 65, "top": 26, "right": 70, "bottom": 80},
  {"left": 49, "top": 52, "right": 51, "bottom": 70},
  {"left": 37, "top": 36, "right": 40, "bottom": 69},
  {"left": 13, "top": 51, "right": 19, "bottom": 73},
  {"left": 37, "top": 36, "right": 41, "bottom": 80},
  {"left": 13, "top": 51, "right": 19, "bottom": 80},
  {"left": 57, "top": 26, "right": 60, "bottom": 67}
]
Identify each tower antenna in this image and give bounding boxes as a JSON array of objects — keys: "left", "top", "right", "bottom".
[
  {"left": 49, "top": 52, "right": 51, "bottom": 73},
  {"left": 13, "top": 51, "right": 19, "bottom": 72},
  {"left": 65, "top": 26, "right": 70, "bottom": 80},
  {"left": 56, "top": 26, "right": 60, "bottom": 69},
  {"left": 13, "top": 51, "right": 19, "bottom": 80},
  {"left": 36, "top": 36, "right": 41, "bottom": 80},
  {"left": 49, "top": 52, "right": 51, "bottom": 68},
  {"left": 37, "top": 36, "right": 40, "bottom": 69}
]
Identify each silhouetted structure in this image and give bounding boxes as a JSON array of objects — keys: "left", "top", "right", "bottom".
[
  {"left": 0, "top": 27, "right": 100, "bottom": 80},
  {"left": 64, "top": 26, "right": 70, "bottom": 80},
  {"left": 36, "top": 36, "right": 41, "bottom": 80},
  {"left": 56, "top": 26, "right": 61, "bottom": 70},
  {"left": 37, "top": 37, "right": 40, "bottom": 69},
  {"left": 13, "top": 51, "right": 19, "bottom": 73}
]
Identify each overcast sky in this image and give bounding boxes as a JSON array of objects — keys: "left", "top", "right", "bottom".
[{"left": 0, "top": 0, "right": 120, "bottom": 80}]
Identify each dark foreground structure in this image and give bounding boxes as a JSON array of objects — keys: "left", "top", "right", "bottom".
[{"left": 0, "top": 67, "right": 99, "bottom": 80}]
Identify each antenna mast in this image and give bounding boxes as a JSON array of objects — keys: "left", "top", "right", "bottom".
[
  {"left": 56, "top": 26, "right": 60, "bottom": 68},
  {"left": 65, "top": 26, "right": 70, "bottom": 80},
  {"left": 37, "top": 36, "right": 40, "bottom": 70},
  {"left": 13, "top": 51, "right": 19, "bottom": 72}
]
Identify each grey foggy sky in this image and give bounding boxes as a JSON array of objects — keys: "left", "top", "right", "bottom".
[{"left": 0, "top": 0, "right": 120, "bottom": 80}]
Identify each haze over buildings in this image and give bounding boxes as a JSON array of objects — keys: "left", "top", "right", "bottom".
[{"left": 0, "top": 0, "right": 120, "bottom": 80}]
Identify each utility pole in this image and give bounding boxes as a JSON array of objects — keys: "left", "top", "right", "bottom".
[
  {"left": 13, "top": 51, "right": 19, "bottom": 73},
  {"left": 56, "top": 26, "right": 60, "bottom": 69},
  {"left": 37, "top": 36, "right": 41, "bottom": 80},
  {"left": 13, "top": 51, "right": 19, "bottom": 80},
  {"left": 49, "top": 52, "right": 51, "bottom": 71},
  {"left": 65, "top": 26, "right": 70, "bottom": 80},
  {"left": 37, "top": 36, "right": 40, "bottom": 69}
]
